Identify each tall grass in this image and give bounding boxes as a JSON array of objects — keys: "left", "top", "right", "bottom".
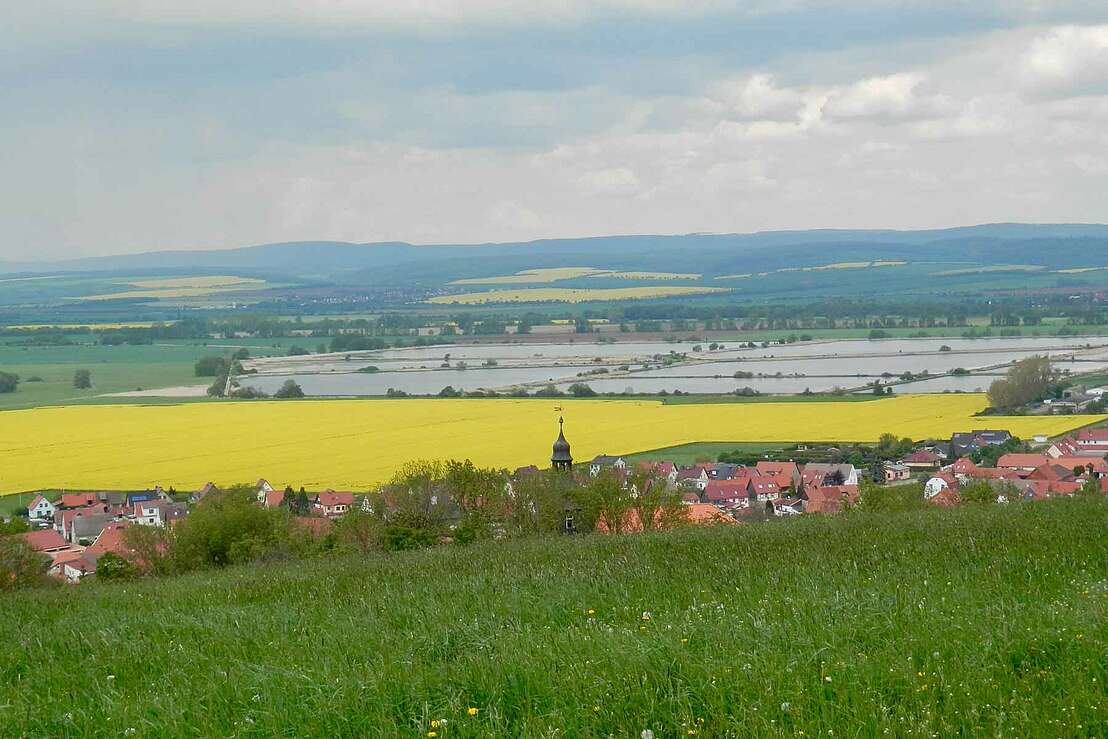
[{"left": 2, "top": 500, "right": 1106, "bottom": 737}]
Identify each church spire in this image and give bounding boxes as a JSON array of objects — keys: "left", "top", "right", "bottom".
[{"left": 551, "top": 416, "right": 573, "bottom": 471}]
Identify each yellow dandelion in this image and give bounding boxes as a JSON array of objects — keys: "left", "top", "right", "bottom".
[
  {"left": 467, "top": 707, "right": 479, "bottom": 716},
  {"left": 593, "top": 705, "right": 601, "bottom": 712},
  {"left": 431, "top": 720, "right": 441, "bottom": 728},
  {"left": 427, "top": 733, "right": 437, "bottom": 738},
  {"left": 680, "top": 638, "right": 689, "bottom": 644},
  {"left": 587, "top": 609, "right": 596, "bottom": 616}
]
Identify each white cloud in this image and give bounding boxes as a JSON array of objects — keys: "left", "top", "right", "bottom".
[
  {"left": 1020, "top": 24, "right": 1108, "bottom": 96},
  {"left": 576, "top": 167, "right": 643, "bottom": 196},
  {"left": 824, "top": 73, "right": 951, "bottom": 121}
]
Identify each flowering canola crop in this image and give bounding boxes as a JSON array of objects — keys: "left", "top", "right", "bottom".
[{"left": 0, "top": 395, "right": 1101, "bottom": 493}]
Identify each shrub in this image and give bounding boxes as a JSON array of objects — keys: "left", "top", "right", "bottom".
[
  {"left": 0, "top": 371, "right": 19, "bottom": 393},
  {"left": 73, "top": 369, "right": 92, "bottom": 389}
]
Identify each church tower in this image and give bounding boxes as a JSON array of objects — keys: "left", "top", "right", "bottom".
[{"left": 551, "top": 416, "right": 573, "bottom": 471}]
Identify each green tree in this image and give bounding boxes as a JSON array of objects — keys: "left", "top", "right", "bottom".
[
  {"left": 960, "top": 480, "right": 997, "bottom": 505},
  {"left": 573, "top": 469, "right": 633, "bottom": 533},
  {"left": 857, "top": 479, "right": 926, "bottom": 512},
  {"left": 194, "top": 356, "right": 228, "bottom": 377},
  {"left": 987, "top": 355, "right": 1054, "bottom": 410},
  {"left": 0, "top": 371, "right": 19, "bottom": 393},
  {"left": 568, "top": 383, "right": 597, "bottom": 397},
  {"left": 0, "top": 537, "right": 53, "bottom": 592},
  {"left": 332, "top": 508, "right": 383, "bottom": 554},
  {"left": 170, "top": 486, "right": 284, "bottom": 570},
  {"left": 73, "top": 369, "right": 92, "bottom": 389},
  {"left": 274, "top": 379, "right": 305, "bottom": 398},
  {"left": 0, "top": 517, "right": 30, "bottom": 536}
]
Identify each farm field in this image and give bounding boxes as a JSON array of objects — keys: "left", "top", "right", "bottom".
[
  {"left": 0, "top": 395, "right": 1102, "bottom": 493},
  {"left": 428, "top": 286, "right": 728, "bottom": 304},
  {"left": 1, "top": 501, "right": 1104, "bottom": 737}
]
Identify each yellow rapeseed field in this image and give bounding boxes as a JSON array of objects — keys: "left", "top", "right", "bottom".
[
  {"left": 0, "top": 395, "right": 1101, "bottom": 493},
  {"left": 450, "top": 267, "right": 607, "bottom": 285},
  {"left": 77, "top": 276, "right": 267, "bottom": 301},
  {"left": 428, "top": 286, "right": 728, "bottom": 304}
]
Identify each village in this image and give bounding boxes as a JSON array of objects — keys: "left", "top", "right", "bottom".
[{"left": 8, "top": 422, "right": 1108, "bottom": 585}]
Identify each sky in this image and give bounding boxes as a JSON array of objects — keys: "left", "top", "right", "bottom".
[{"left": 2, "top": 1, "right": 1108, "bottom": 260}]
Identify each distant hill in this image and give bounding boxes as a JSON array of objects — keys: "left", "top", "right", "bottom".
[{"left": 4, "top": 223, "right": 1108, "bottom": 294}]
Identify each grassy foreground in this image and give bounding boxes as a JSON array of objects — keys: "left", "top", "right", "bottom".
[{"left": 2, "top": 502, "right": 1107, "bottom": 737}]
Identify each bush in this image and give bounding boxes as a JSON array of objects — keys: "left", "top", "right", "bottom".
[
  {"left": 568, "top": 383, "right": 597, "bottom": 397},
  {"left": 95, "top": 552, "right": 137, "bottom": 580},
  {"left": 288, "top": 346, "right": 311, "bottom": 356},
  {"left": 171, "top": 488, "right": 287, "bottom": 570},
  {"left": 382, "top": 525, "right": 437, "bottom": 551}
]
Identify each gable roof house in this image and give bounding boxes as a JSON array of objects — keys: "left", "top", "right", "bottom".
[
  {"left": 744, "top": 476, "right": 782, "bottom": 503},
  {"left": 801, "top": 463, "right": 858, "bottom": 491},
  {"left": 676, "top": 467, "right": 711, "bottom": 491},
  {"left": 704, "top": 480, "right": 749, "bottom": 506},
  {"left": 805, "top": 485, "right": 860, "bottom": 514},
  {"left": 314, "top": 491, "right": 355, "bottom": 518},
  {"left": 26, "top": 494, "right": 56, "bottom": 522},
  {"left": 49, "top": 551, "right": 101, "bottom": 584},
  {"left": 950, "top": 429, "right": 1013, "bottom": 457},
  {"left": 755, "top": 461, "right": 802, "bottom": 490},
  {"left": 902, "top": 450, "right": 942, "bottom": 469},
  {"left": 131, "top": 501, "right": 189, "bottom": 527},
  {"left": 996, "top": 453, "right": 1051, "bottom": 472}
]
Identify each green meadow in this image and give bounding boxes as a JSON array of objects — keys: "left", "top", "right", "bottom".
[{"left": 1, "top": 500, "right": 1104, "bottom": 737}]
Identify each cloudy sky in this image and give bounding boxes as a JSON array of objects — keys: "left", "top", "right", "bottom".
[{"left": 2, "top": 1, "right": 1108, "bottom": 259}]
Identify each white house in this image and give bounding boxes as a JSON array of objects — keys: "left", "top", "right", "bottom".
[{"left": 26, "top": 494, "right": 56, "bottom": 523}]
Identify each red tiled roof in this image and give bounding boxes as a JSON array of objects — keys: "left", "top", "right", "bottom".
[
  {"left": 1028, "top": 464, "right": 1076, "bottom": 482},
  {"left": 1053, "top": 456, "right": 1108, "bottom": 473},
  {"left": 996, "top": 453, "right": 1050, "bottom": 469},
  {"left": 1075, "top": 428, "right": 1108, "bottom": 443},
  {"left": 19, "top": 529, "right": 70, "bottom": 552},
  {"left": 264, "top": 490, "right": 286, "bottom": 508},
  {"left": 58, "top": 493, "right": 100, "bottom": 508},
  {"left": 903, "top": 450, "right": 941, "bottom": 463},
  {"left": 929, "top": 488, "right": 961, "bottom": 507},
  {"left": 87, "top": 522, "right": 135, "bottom": 558},
  {"left": 704, "top": 480, "right": 748, "bottom": 502},
  {"left": 316, "top": 491, "right": 355, "bottom": 507}
]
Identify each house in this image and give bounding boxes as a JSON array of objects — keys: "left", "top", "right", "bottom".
[
  {"left": 1052, "top": 456, "right": 1108, "bottom": 477},
  {"left": 87, "top": 522, "right": 135, "bottom": 559},
  {"left": 929, "top": 487, "right": 961, "bottom": 507},
  {"left": 589, "top": 455, "right": 628, "bottom": 476},
  {"left": 637, "top": 461, "right": 679, "bottom": 487},
  {"left": 56, "top": 492, "right": 101, "bottom": 509},
  {"left": 60, "top": 509, "right": 114, "bottom": 545},
  {"left": 131, "top": 500, "right": 188, "bottom": 527},
  {"left": 50, "top": 551, "right": 101, "bottom": 583},
  {"left": 754, "top": 461, "right": 801, "bottom": 491},
  {"left": 744, "top": 476, "right": 781, "bottom": 503},
  {"left": 804, "top": 485, "right": 859, "bottom": 514},
  {"left": 1027, "top": 464, "right": 1076, "bottom": 482},
  {"left": 126, "top": 491, "right": 161, "bottom": 506},
  {"left": 948, "top": 457, "right": 979, "bottom": 477},
  {"left": 801, "top": 463, "right": 858, "bottom": 490},
  {"left": 191, "top": 482, "right": 220, "bottom": 504},
  {"left": 772, "top": 497, "right": 805, "bottom": 516},
  {"left": 704, "top": 480, "right": 748, "bottom": 506},
  {"left": 996, "top": 453, "right": 1051, "bottom": 472},
  {"left": 676, "top": 467, "right": 711, "bottom": 491},
  {"left": 26, "top": 494, "right": 56, "bottom": 523},
  {"left": 19, "top": 529, "right": 72, "bottom": 554},
  {"left": 262, "top": 490, "right": 286, "bottom": 509},
  {"left": 314, "top": 491, "right": 355, "bottom": 518},
  {"left": 950, "top": 429, "right": 1012, "bottom": 457},
  {"left": 902, "top": 450, "right": 942, "bottom": 470},
  {"left": 883, "top": 462, "right": 911, "bottom": 482},
  {"left": 924, "top": 472, "right": 958, "bottom": 499},
  {"left": 1048, "top": 430, "right": 1108, "bottom": 458}
]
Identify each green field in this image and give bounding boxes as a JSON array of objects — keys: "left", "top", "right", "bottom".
[
  {"left": 0, "top": 337, "right": 308, "bottom": 410},
  {"left": 1, "top": 500, "right": 1104, "bottom": 737},
  {"left": 623, "top": 442, "right": 786, "bottom": 464}
]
